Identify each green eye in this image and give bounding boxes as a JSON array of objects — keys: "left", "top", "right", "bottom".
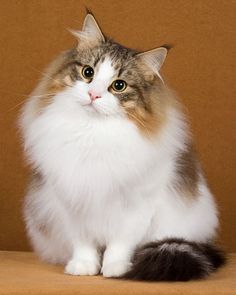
[
  {"left": 82, "top": 65, "right": 94, "bottom": 80},
  {"left": 111, "top": 80, "right": 127, "bottom": 92}
]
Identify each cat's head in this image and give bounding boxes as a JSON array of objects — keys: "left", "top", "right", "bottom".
[{"left": 36, "top": 13, "right": 169, "bottom": 133}]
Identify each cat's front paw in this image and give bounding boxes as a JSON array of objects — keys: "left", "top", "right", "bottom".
[
  {"left": 65, "top": 259, "right": 100, "bottom": 276},
  {"left": 102, "top": 260, "right": 132, "bottom": 278}
]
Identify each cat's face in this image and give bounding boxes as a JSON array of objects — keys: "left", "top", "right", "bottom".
[
  {"left": 38, "top": 14, "right": 168, "bottom": 133},
  {"left": 61, "top": 43, "right": 143, "bottom": 116},
  {"left": 73, "top": 57, "right": 121, "bottom": 116}
]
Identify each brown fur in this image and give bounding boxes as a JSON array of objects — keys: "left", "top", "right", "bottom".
[
  {"left": 121, "top": 85, "right": 168, "bottom": 136},
  {"left": 24, "top": 172, "right": 50, "bottom": 237},
  {"left": 33, "top": 50, "right": 78, "bottom": 112},
  {"left": 37, "top": 80, "right": 67, "bottom": 110},
  {"left": 174, "top": 143, "right": 200, "bottom": 198}
]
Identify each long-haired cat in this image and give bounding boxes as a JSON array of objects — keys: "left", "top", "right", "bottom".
[{"left": 20, "top": 13, "right": 225, "bottom": 281}]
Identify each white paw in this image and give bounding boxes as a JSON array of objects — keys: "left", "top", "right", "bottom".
[
  {"left": 65, "top": 259, "right": 100, "bottom": 276},
  {"left": 102, "top": 260, "right": 132, "bottom": 278}
]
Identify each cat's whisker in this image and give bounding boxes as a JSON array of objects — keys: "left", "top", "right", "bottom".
[
  {"left": 31, "top": 93, "right": 60, "bottom": 99},
  {"left": 41, "top": 73, "right": 73, "bottom": 89},
  {"left": 7, "top": 98, "right": 29, "bottom": 112},
  {"left": 29, "top": 66, "right": 73, "bottom": 88},
  {"left": 0, "top": 89, "right": 33, "bottom": 98},
  {"left": 7, "top": 93, "right": 60, "bottom": 112}
]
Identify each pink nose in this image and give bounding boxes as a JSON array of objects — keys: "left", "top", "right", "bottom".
[{"left": 88, "top": 90, "right": 101, "bottom": 101}]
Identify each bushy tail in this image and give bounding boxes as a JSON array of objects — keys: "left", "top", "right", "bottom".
[{"left": 123, "top": 238, "right": 226, "bottom": 281}]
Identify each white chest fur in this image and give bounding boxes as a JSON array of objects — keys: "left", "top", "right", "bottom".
[
  {"left": 24, "top": 96, "right": 162, "bottom": 204},
  {"left": 22, "top": 93, "right": 219, "bottom": 271}
]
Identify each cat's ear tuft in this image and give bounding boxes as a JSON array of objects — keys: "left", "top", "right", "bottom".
[
  {"left": 70, "top": 13, "right": 105, "bottom": 48},
  {"left": 137, "top": 47, "right": 168, "bottom": 77},
  {"left": 82, "top": 13, "right": 105, "bottom": 42}
]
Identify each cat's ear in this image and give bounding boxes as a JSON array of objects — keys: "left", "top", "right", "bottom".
[
  {"left": 137, "top": 47, "right": 168, "bottom": 80},
  {"left": 70, "top": 14, "right": 105, "bottom": 48},
  {"left": 82, "top": 13, "right": 105, "bottom": 42}
]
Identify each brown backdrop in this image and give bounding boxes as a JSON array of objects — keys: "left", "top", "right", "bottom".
[{"left": 0, "top": 0, "right": 235, "bottom": 252}]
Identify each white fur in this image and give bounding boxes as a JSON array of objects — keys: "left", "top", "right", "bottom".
[{"left": 20, "top": 58, "right": 219, "bottom": 277}]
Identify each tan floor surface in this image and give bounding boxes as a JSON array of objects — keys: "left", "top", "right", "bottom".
[{"left": 0, "top": 251, "right": 235, "bottom": 295}]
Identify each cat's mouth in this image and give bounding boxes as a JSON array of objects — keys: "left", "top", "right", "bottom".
[{"left": 82, "top": 102, "right": 98, "bottom": 113}]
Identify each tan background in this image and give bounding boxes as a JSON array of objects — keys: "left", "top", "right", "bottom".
[{"left": 0, "top": 0, "right": 235, "bottom": 252}]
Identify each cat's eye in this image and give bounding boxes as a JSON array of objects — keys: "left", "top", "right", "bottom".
[
  {"left": 81, "top": 65, "right": 94, "bottom": 80},
  {"left": 111, "top": 80, "right": 127, "bottom": 92}
]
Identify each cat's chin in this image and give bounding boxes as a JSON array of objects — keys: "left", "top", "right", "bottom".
[
  {"left": 81, "top": 104, "right": 98, "bottom": 114},
  {"left": 81, "top": 103, "right": 111, "bottom": 116}
]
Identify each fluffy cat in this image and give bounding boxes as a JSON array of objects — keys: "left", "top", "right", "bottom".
[{"left": 20, "top": 13, "right": 225, "bottom": 281}]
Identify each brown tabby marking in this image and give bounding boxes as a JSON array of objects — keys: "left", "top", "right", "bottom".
[
  {"left": 37, "top": 81, "right": 66, "bottom": 110},
  {"left": 122, "top": 95, "right": 166, "bottom": 136},
  {"left": 34, "top": 50, "right": 78, "bottom": 111},
  {"left": 175, "top": 144, "right": 200, "bottom": 198},
  {"left": 26, "top": 172, "right": 51, "bottom": 237}
]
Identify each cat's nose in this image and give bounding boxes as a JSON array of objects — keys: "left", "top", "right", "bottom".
[{"left": 88, "top": 90, "right": 101, "bottom": 101}]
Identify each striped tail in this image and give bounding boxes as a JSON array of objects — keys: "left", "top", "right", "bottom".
[{"left": 123, "top": 238, "right": 225, "bottom": 281}]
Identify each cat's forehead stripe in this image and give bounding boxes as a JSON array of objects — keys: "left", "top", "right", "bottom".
[{"left": 95, "top": 57, "right": 116, "bottom": 82}]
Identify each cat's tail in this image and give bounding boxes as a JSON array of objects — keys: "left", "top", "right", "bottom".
[{"left": 123, "top": 238, "right": 226, "bottom": 281}]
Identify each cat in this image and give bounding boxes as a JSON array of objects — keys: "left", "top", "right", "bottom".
[{"left": 19, "top": 13, "right": 225, "bottom": 281}]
